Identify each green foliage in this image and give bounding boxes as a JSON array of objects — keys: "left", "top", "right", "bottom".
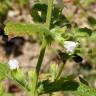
[
  {"left": 5, "top": 21, "right": 67, "bottom": 46},
  {"left": 4, "top": 21, "right": 53, "bottom": 44},
  {"left": 50, "top": 27, "right": 66, "bottom": 46},
  {"left": 1, "top": 0, "right": 96, "bottom": 96},
  {"left": 31, "top": 3, "right": 69, "bottom": 28},
  {"left": 28, "top": 70, "right": 38, "bottom": 95},
  {"left": 38, "top": 78, "right": 79, "bottom": 94},
  {"left": 73, "top": 27, "right": 92, "bottom": 39},
  {"left": 11, "top": 70, "right": 30, "bottom": 91},
  {"left": 51, "top": 7, "right": 69, "bottom": 28},
  {"left": 75, "top": 83, "right": 96, "bottom": 96},
  {"left": 79, "top": 77, "right": 89, "bottom": 86},
  {"left": 50, "top": 64, "right": 58, "bottom": 81},
  {"left": 0, "top": 83, "right": 4, "bottom": 96},
  {"left": 0, "top": 0, "right": 11, "bottom": 23},
  {"left": 5, "top": 21, "right": 50, "bottom": 36},
  {"left": 90, "top": 32, "right": 96, "bottom": 42},
  {"left": 88, "top": 17, "right": 96, "bottom": 26},
  {"left": 31, "top": 3, "right": 47, "bottom": 23},
  {"left": 28, "top": 70, "right": 36, "bottom": 91},
  {"left": 0, "top": 63, "right": 9, "bottom": 80}
]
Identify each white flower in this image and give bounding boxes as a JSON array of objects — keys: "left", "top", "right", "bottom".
[
  {"left": 64, "top": 41, "right": 78, "bottom": 54},
  {"left": 8, "top": 59, "right": 19, "bottom": 70}
]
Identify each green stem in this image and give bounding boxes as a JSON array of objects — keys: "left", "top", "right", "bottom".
[
  {"left": 55, "top": 63, "right": 65, "bottom": 80},
  {"left": 46, "top": 0, "right": 53, "bottom": 29},
  {"left": 46, "top": 1, "right": 54, "bottom": 96},
  {"left": 49, "top": 63, "right": 65, "bottom": 96},
  {"left": 32, "top": 0, "right": 54, "bottom": 95},
  {"left": 36, "top": 47, "right": 46, "bottom": 75},
  {"left": 32, "top": 47, "right": 46, "bottom": 96}
]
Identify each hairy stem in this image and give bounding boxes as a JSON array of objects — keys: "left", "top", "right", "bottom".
[
  {"left": 47, "top": 0, "right": 54, "bottom": 96},
  {"left": 36, "top": 47, "right": 46, "bottom": 75},
  {"left": 32, "top": 0, "right": 54, "bottom": 95},
  {"left": 46, "top": 0, "right": 53, "bottom": 29}
]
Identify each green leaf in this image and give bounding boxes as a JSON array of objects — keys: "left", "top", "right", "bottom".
[
  {"left": 4, "top": 21, "right": 53, "bottom": 45},
  {"left": 0, "top": 83, "right": 4, "bottom": 96},
  {"left": 31, "top": 3, "right": 69, "bottom": 28},
  {"left": 38, "top": 79, "right": 79, "bottom": 94},
  {"left": 79, "top": 77, "right": 89, "bottom": 86},
  {"left": 31, "top": 3, "right": 47, "bottom": 23},
  {"left": 50, "top": 28, "right": 65, "bottom": 46},
  {"left": 28, "top": 70, "right": 38, "bottom": 95},
  {"left": 51, "top": 26, "right": 67, "bottom": 34},
  {"left": 51, "top": 7, "right": 69, "bottom": 28},
  {"left": 5, "top": 21, "right": 50, "bottom": 37},
  {"left": 79, "top": 28, "right": 92, "bottom": 36},
  {"left": 28, "top": 70, "right": 36, "bottom": 91},
  {"left": 90, "top": 32, "right": 96, "bottom": 42},
  {"left": 0, "top": 63, "right": 9, "bottom": 80},
  {"left": 50, "top": 64, "right": 58, "bottom": 81},
  {"left": 62, "top": 74, "right": 76, "bottom": 81},
  {"left": 74, "top": 28, "right": 92, "bottom": 38},
  {"left": 88, "top": 16, "right": 96, "bottom": 26},
  {"left": 75, "top": 83, "right": 96, "bottom": 96},
  {"left": 11, "top": 70, "right": 30, "bottom": 91},
  {"left": 28, "top": 70, "right": 35, "bottom": 82},
  {"left": 0, "top": 0, "right": 11, "bottom": 23}
]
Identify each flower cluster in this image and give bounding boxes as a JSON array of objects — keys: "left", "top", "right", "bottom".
[
  {"left": 64, "top": 41, "right": 78, "bottom": 54},
  {"left": 8, "top": 59, "right": 19, "bottom": 70}
]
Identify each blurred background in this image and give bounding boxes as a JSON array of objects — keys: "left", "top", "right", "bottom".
[{"left": 0, "top": 0, "right": 96, "bottom": 96}]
